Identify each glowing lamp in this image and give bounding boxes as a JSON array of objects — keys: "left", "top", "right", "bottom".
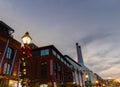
[
  {"left": 21, "top": 32, "right": 32, "bottom": 44},
  {"left": 85, "top": 75, "right": 88, "bottom": 79},
  {"left": 96, "top": 80, "right": 99, "bottom": 84}
]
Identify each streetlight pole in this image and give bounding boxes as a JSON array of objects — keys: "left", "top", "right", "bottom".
[{"left": 20, "top": 32, "right": 32, "bottom": 87}]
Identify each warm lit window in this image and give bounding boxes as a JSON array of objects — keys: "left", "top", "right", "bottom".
[
  {"left": 3, "top": 63, "right": 11, "bottom": 75},
  {"left": 40, "top": 84, "right": 48, "bottom": 87},
  {"left": 40, "top": 49, "right": 49, "bottom": 56},
  {"left": 6, "top": 47, "right": 13, "bottom": 59}
]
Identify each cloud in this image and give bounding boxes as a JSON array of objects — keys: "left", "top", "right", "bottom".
[
  {"left": 0, "top": 0, "right": 120, "bottom": 80},
  {"left": 99, "top": 64, "right": 120, "bottom": 78},
  {"left": 76, "top": 24, "right": 120, "bottom": 80}
]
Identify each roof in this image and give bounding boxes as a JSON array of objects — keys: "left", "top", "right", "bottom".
[
  {"left": 64, "top": 55, "right": 82, "bottom": 67},
  {"left": 31, "top": 45, "right": 71, "bottom": 65},
  {"left": 64, "top": 55, "right": 91, "bottom": 71},
  {"left": 0, "top": 21, "right": 14, "bottom": 35}
]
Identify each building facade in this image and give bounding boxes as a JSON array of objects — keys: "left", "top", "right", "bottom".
[
  {"left": 27, "top": 44, "right": 107, "bottom": 87},
  {"left": 0, "top": 21, "right": 21, "bottom": 84},
  {"left": 27, "top": 45, "right": 73, "bottom": 87},
  {"left": 64, "top": 55, "right": 85, "bottom": 87}
]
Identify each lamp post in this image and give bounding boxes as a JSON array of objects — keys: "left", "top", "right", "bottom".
[{"left": 20, "top": 32, "right": 32, "bottom": 87}]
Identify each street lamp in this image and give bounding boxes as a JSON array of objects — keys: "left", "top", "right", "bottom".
[
  {"left": 20, "top": 32, "right": 32, "bottom": 87},
  {"left": 85, "top": 75, "right": 88, "bottom": 80},
  {"left": 21, "top": 32, "right": 32, "bottom": 45}
]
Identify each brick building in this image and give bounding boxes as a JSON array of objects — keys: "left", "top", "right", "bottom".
[
  {"left": 0, "top": 21, "right": 21, "bottom": 82},
  {"left": 27, "top": 45, "right": 73, "bottom": 87}
]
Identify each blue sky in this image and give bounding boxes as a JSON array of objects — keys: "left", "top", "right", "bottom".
[{"left": 0, "top": 0, "right": 120, "bottom": 81}]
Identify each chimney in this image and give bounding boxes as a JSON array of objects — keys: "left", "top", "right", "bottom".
[{"left": 76, "top": 43, "right": 84, "bottom": 65}]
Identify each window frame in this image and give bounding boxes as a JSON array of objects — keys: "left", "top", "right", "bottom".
[
  {"left": 40, "top": 49, "right": 49, "bottom": 56},
  {"left": 6, "top": 47, "right": 13, "bottom": 59},
  {"left": 3, "top": 62, "right": 11, "bottom": 75}
]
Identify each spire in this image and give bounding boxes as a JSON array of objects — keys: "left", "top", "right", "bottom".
[{"left": 76, "top": 43, "right": 84, "bottom": 65}]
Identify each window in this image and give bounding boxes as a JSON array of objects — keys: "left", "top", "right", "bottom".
[
  {"left": 52, "top": 50, "right": 56, "bottom": 56},
  {"left": 41, "top": 62, "right": 47, "bottom": 79},
  {"left": 40, "top": 84, "right": 48, "bottom": 87},
  {"left": 6, "top": 47, "right": 13, "bottom": 59},
  {"left": 57, "top": 64, "right": 61, "bottom": 72},
  {"left": 40, "top": 49, "right": 49, "bottom": 56},
  {"left": 54, "top": 63, "right": 62, "bottom": 80},
  {"left": 0, "top": 41, "right": 3, "bottom": 50},
  {"left": 61, "top": 57, "right": 64, "bottom": 62},
  {"left": 64, "top": 60, "right": 67, "bottom": 65},
  {"left": 3, "top": 63, "right": 11, "bottom": 75},
  {"left": 52, "top": 50, "right": 62, "bottom": 60},
  {"left": 54, "top": 63, "right": 61, "bottom": 71},
  {"left": 57, "top": 54, "right": 60, "bottom": 59}
]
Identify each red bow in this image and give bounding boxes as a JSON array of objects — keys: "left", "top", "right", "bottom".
[{"left": 19, "top": 45, "right": 32, "bottom": 59}]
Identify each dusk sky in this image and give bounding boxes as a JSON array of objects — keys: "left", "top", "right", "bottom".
[{"left": 0, "top": 0, "right": 120, "bottom": 81}]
